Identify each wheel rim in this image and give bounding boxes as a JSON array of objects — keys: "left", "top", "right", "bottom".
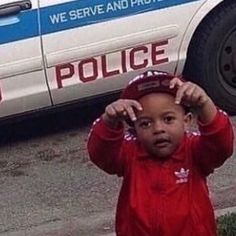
[{"left": 219, "top": 27, "right": 236, "bottom": 89}]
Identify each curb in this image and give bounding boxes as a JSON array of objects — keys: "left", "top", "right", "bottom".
[{"left": 215, "top": 206, "right": 236, "bottom": 217}]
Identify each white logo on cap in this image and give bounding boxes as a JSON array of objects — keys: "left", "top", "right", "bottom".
[{"left": 137, "top": 78, "right": 171, "bottom": 91}]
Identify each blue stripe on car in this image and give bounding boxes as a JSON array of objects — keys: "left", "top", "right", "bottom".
[{"left": 0, "top": 0, "right": 200, "bottom": 45}]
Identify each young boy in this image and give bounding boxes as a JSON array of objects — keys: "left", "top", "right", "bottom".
[{"left": 87, "top": 70, "right": 234, "bottom": 236}]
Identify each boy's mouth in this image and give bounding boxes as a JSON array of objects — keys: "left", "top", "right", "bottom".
[{"left": 153, "top": 138, "right": 171, "bottom": 148}]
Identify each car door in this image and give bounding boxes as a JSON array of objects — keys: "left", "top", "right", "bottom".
[
  {"left": 40, "top": 0, "right": 205, "bottom": 105},
  {"left": 0, "top": 0, "right": 51, "bottom": 119}
]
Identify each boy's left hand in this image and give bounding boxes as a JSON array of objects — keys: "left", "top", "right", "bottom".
[
  {"left": 169, "top": 78, "right": 209, "bottom": 107},
  {"left": 169, "top": 78, "right": 217, "bottom": 124}
]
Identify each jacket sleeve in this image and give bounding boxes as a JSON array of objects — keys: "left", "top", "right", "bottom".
[
  {"left": 87, "top": 117, "right": 128, "bottom": 176},
  {"left": 191, "top": 110, "right": 234, "bottom": 176}
]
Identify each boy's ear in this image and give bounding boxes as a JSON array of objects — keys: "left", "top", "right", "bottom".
[{"left": 184, "top": 112, "right": 194, "bottom": 131}]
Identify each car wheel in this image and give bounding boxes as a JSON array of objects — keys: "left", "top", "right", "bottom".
[{"left": 184, "top": 0, "right": 236, "bottom": 115}]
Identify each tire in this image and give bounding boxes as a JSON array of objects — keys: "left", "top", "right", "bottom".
[{"left": 184, "top": 0, "right": 236, "bottom": 115}]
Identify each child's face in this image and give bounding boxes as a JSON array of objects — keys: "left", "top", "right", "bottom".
[{"left": 134, "top": 93, "right": 191, "bottom": 159}]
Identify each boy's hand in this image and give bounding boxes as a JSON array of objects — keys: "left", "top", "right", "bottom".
[
  {"left": 102, "top": 99, "right": 143, "bottom": 128},
  {"left": 170, "top": 78, "right": 209, "bottom": 107},
  {"left": 170, "top": 78, "right": 217, "bottom": 124}
]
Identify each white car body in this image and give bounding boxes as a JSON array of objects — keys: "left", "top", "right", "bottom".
[{"left": 0, "top": 0, "right": 231, "bottom": 119}]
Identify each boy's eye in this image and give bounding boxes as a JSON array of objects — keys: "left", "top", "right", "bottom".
[
  {"left": 164, "top": 116, "right": 175, "bottom": 123},
  {"left": 138, "top": 120, "right": 152, "bottom": 129}
]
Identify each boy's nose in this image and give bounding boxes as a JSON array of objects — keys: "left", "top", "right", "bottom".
[{"left": 153, "top": 121, "right": 165, "bottom": 134}]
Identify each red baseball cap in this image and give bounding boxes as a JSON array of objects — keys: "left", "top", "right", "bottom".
[{"left": 121, "top": 70, "right": 181, "bottom": 100}]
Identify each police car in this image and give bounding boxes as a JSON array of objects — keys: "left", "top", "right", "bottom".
[{"left": 0, "top": 0, "right": 235, "bottom": 121}]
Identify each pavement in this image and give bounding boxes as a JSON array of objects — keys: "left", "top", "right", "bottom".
[{"left": 0, "top": 211, "right": 116, "bottom": 236}]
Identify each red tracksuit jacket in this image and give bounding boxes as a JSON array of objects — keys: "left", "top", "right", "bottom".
[{"left": 87, "top": 110, "right": 234, "bottom": 236}]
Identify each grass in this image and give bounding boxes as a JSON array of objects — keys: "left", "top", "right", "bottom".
[{"left": 217, "top": 213, "right": 236, "bottom": 236}]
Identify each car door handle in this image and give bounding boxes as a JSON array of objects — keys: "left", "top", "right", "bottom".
[{"left": 0, "top": 0, "right": 32, "bottom": 18}]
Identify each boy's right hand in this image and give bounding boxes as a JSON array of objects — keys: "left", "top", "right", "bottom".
[{"left": 102, "top": 99, "right": 143, "bottom": 128}]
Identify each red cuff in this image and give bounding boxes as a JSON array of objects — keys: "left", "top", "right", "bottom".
[
  {"left": 198, "top": 110, "right": 229, "bottom": 134},
  {"left": 92, "top": 117, "right": 124, "bottom": 140}
]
